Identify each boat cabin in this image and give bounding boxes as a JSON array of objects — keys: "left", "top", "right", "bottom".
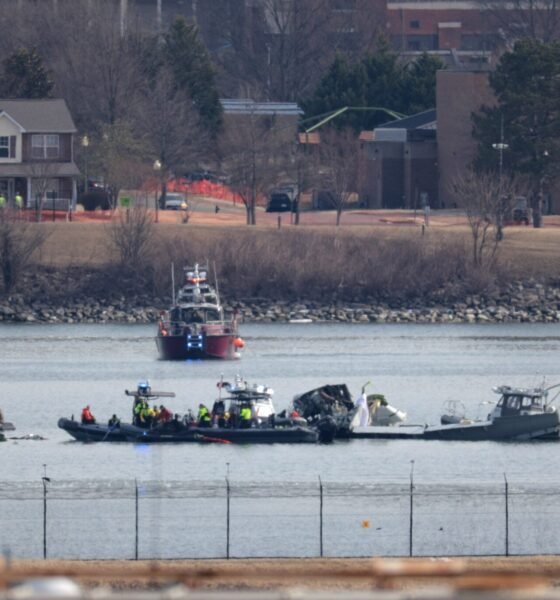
[
  {"left": 176, "top": 265, "right": 219, "bottom": 305},
  {"left": 220, "top": 381, "right": 275, "bottom": 423},
  {"left": 491, "top": 385, "right": 555, "bottom": 418},
  {"left": 177, "top": 284, "right": 218, "bottom": 304},
  {"left": 170, "top": 304, "right": 222, "bottom": 324}
]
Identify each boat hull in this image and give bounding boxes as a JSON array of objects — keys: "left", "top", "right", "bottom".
[
  {"left": 58, "top": 418, "right": 318, "bottom": 444},
  {"left": 140, "top": 426, "right": 318, "bottom": 444},
  {"left": 350, "top": 413, "right": 560, "bottom": 441},
  {"left": 156, "top": 329, "right": 237, "bottom": 360},
  {"left": 57, "top": 418, "right": 145, "bottom": 442}
]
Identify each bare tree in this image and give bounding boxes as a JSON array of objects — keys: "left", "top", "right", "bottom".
[
  {"left": 221, "top": 111, "right": 292, "bottom": 225},
  {"left": 108, "top": 206, "right": 155, "bottom": 269},
  {"left": 477, "top": 0, "right": 560, "bottom": 46},
  {"left": 205, "top": 0, "right": 385, "bottom": 101},
  {"left": 28, "top": 162, "right": 61, "bottom": 222},
  {"left": 452, "top": 170, "right": 521, "bottom": 267},
  {"left": 318, "top": 128, "right": 359, "bottom": 226},
  {"left": 0, "top": 211, "right": 49, "bottom": 293},
  {"left": 289, "top": 136, "right": 320, "bottom": 225},
  {"left": 42, "top": 1, "right": 145, "bottom": 129},
  {"left": 135, "top": 66, "right": 210, "bottom": 207}
]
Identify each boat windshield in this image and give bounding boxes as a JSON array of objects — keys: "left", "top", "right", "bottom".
[
  {"left": 499, "top": 393, "right": 545, "bottom": 412},
  {"left": 169, "top": 307, "right": 221, "bottom": 323}
]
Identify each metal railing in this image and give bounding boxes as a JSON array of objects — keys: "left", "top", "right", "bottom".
[{"left": 1, "top": 478, "right": 559, "bottom": 560}]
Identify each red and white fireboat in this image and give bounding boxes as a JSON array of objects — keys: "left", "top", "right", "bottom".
[{"left": 156, "top": 264, "right": 244, "bottom": 360}]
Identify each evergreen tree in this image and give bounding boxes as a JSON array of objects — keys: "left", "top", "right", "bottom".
[
  {"left": 303, "top": 44, "right": 443, "bottom": 132},
  {"left": 0, "top": 48, "right": 53, "bottom": 99},
  {"left": 401, "top": 53, "right": 444, "bottom": 115},
  {"left": 473, "top": 39, "right": 560, "bottom": 227},
  {"left": 163, "top": 17, "right": 223, "bottom": 137}
]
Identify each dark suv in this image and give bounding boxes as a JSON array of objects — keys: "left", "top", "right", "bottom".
[{"left": 266, "top": 192, "right": 293, "bottom": 212}]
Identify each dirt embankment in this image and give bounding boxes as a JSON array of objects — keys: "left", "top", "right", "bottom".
[{"left": 5, "top": 557, "right": 560, "bottom": 591}]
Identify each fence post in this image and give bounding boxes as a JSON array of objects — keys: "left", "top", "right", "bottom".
[
  {"left": 409, "top": 461, "right": 414, "bottom": 558},
  {"left": 319, "top": 476, "right": 324, "bottom": 558},
  {"left": 135, "top": 479, "right": 139, "bottom": 560},
  {"left": 41, "top": 465, "right": 50, "bottom": 560},
  {"left": 226, "top": 476, "right": 231, "bottom": 559},
  {"left": 504, "top": 473, "right": 509, "bottom": 557}
]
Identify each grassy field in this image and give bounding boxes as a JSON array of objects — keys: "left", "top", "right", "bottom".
[{"left": 35, "top": 213, "right": 560, "bottom": 281}]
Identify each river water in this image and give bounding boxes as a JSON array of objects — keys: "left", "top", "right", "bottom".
[
  {"left": 1, "top": 322, "right": 560, "bottom": 558},
  {"left": 2, "top": 321, "right": 560, "bottom": 482}
]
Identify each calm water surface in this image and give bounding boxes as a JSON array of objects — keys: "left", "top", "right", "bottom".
[{"left": 1, "top": 321, "right": 560, "bottom": 485}]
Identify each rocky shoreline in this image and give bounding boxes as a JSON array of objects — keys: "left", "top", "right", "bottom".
[{"left": 0, "top": 280, "right": 559, "bottom": 325}]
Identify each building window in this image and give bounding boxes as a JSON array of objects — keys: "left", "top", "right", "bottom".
[
  {"left": 0, "top": 137, "right": 9, "bottom": 158},
  {"left": 31, "top": 134, "right": 59, "bottom": 159},
  {"left": 405, "top": 35, "right": 438, "bottom": 51},
  {"left": 0, "top": 136, "right": 15, "bottom": 158},
  {"left": 331, "top": 0, "right": 356, "bottom": 11},
  {"left": 410, "top": 20, "right": 420, "bottom": 29}
]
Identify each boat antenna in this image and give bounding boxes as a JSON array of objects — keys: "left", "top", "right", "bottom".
[
  {"left": 545, "top": 382, "right": 560, "bottom": 405},
  {"left": 219, "top": 373, "right": 224, "bottom": 400},
  {"left": 213, "top": 260, "right": 221, "bottom": 306},
  {"left": 171, "top": 262, "right": 176, "bottom": 305}
]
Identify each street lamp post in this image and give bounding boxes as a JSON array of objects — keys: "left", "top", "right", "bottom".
[
  {"left": 81, "top": 135, "right": 89, "bottom": 193},
  {"left": 153, "top": 159, "right": 162, "bottom": 224},
  {"left": 492, "top": 117, "right": 509, "bottom": 241}
]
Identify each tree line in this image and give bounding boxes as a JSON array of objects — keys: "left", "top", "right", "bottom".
[{"left": 0, "top": 0, "right": 558, "bottom": 241}]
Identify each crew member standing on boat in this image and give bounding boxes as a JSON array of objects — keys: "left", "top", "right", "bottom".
[
  {"left": 198, "top": 403, "right": 211, "bottom": 427},
  {"left": 212, "top": 399, "right": 226, "bottom": 427},
  {"left": 108, "top": 414, "right": 120, "bottom": 427},
  {"left": 81, "top": 405, "right": 96, "bottom": 424},
  {"left": 240, "top": 404, "right": 252, "bottom": 428},
  {"left": 134, "top": 398, "right": 146, "bottom": 426},
  {"left": 159, "top": 404, "right": 172, "bottom": 423}
]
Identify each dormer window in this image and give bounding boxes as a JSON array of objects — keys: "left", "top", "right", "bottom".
[
  {"left": 0, "top": 135, "right": 15, "bottom": 158},
  {"left": 31, "top": 134, "right": 59, "bottom": 159}
]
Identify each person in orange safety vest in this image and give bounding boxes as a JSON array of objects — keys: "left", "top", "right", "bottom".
[{"left": 81, "top": 405, "right": 96, "bottom": 424}]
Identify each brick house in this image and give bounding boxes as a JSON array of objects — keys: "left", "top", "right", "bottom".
[{"left": 0, "top": 99, "right": 80, "bottom": 210}]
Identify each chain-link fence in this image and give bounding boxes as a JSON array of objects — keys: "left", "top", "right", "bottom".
[{"left": 1, "top": 479, "right": 558, "bottom": 559}]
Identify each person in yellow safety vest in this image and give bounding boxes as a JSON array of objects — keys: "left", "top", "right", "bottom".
[
  {"left": 198, "top": 403, "right": 211, "bottom": 427},
  {"left": 240, "top": 404, "right": 252, "bottom": 429},
  {"left": 14, "top": 193, "right": 23, "bottom": 209},
  {"left": 0, "top": 193, "right": 5, "bottom": 209},
  {"left": 143, "top": 404, "right": 156, "bottom": 428},
  {"left": 135, "top": 399, "right": 149, "bottom": 427}
]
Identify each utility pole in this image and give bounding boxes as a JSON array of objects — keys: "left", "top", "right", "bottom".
[{"left": 492, "top": 115, "right": 508, "bottom": 241}]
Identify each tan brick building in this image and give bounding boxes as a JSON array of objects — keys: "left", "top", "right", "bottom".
[{"left": 436, "top": 69, "right": 494, "bottom": 208}]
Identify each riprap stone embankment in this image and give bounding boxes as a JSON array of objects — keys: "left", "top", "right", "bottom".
[{"left": 0, "top": 281, "right": 559, "bottom": 325}]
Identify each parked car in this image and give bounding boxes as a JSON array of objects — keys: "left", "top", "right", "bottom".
[
  {"left": 161, "top": 192, "right": 188, "bottom": 210},
  {"left": 512, "top": 197, "right": 530, "bottom": 225},
  {"left": 266, "top": 186, "right": 297, "bottom": 212}
]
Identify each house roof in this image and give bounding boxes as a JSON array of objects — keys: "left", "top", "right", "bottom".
[
  {"left": 0, "top": 163, "right": 81, "bottom": 177},
  {"left": 221, "top": 99, "right": 302, "bottom": 116},
  {"left": 0, "top": 99, "right": 77, "bottom": 133},
  {"left": 377, "top": 109, "right": 437, "bottom": 131},
  {"left": 373, "top": 109, "right": 436, "bottom": 143}
]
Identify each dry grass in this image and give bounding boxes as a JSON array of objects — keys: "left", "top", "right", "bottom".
[{"left": 28, "top": 218, "right": 560, "bottom": 302}]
